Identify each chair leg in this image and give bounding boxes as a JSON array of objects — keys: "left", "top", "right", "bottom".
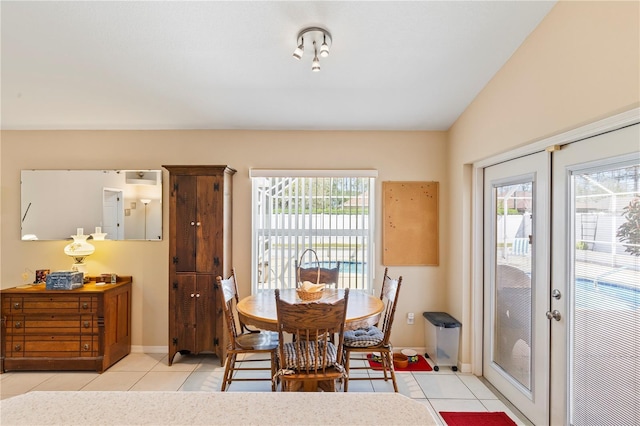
[
  {"left": 377, "top": 352, "right": 389, "bottom": 381},
  {"left": 389, "top": 363, "right": 398, "bottom": 392},
  {"left": 343, "top": 348, "right": 351, "bottom": 392},
  {"left": 382, "top": 352, "right": 398, "bottom": 392},
  {"left": 221, "top": 353, "right": 236, "bottom": 391},
  {"left": 270, "top": 351, "right": 277, "bottom": 391}
]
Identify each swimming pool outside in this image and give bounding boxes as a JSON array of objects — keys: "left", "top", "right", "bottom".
[
  {"left": 575, "top": 278, "right": 639, "bottom": 311},
  {"left": 301, "top": 260, "right": 367, "bottom": 275}
]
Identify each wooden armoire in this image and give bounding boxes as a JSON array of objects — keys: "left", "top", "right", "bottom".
[{"left": 163, "top": 165, "right": 236, "bottom": 366}]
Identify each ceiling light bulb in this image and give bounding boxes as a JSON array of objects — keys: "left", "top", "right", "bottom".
[
  {"left": 312, "top": 55, "right": 320, "bottom": 72},
  {"left": 320, "top": 35, "right": 329, "bottom": 57},
  {"left": 292, "top": 42, "right": 304, "bottom": 60},
  {"left": 312, "top": 42, "right": 320, "bottom": 72}
]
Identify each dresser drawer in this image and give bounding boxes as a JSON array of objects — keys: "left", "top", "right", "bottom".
[
  {"left": 3, "top": 295, "right": 98, "bottom": 313},
  {"left": 4, "top": 314, "right": 97, "bottom": 335},
  {"left": 5, "top": 334, "right": 99, "bottom": 357}
]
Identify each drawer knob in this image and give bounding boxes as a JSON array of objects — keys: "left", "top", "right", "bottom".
[
  {"left": 83, "top": 321, "right": 90, "bottom": 328},
  {"left": 83, "top": 344, "right": 90, "bottom": 351},
  {"left": 14, "top": 344, "right": 21, "bottom": 351},
  {"left": 14, "top": 321, "right": 22, "bottom": 329},
  {"left": 13, "top": 302, "right": 21, "bottom": 309},
  {"left": 82, "top": 303, "right": 89, "bottom": 309}
]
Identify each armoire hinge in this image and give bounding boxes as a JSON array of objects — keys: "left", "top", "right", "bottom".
[
  {"left": 213, "top": 257, "right": 220, "bottom": 266},
  {"left": 172, "top": 337, "right": 178, "bottom": 346},
  {"left": 213, "top": 182, "right": 220, "bottom": 191},
  {"left": 173, "top": 282, "right": 178, "bottom": 289},
  {"left": 173, "top": 257, "right": 179, "bottom": 264},
  {"left": 214, "top": 338, "right": 219, "bottom": 346}
]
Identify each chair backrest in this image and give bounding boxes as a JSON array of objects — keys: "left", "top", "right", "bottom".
[
  {"left": 378, "top": 269, "right": 402, "bottom": 345},
  {"left": 275, "top": 288, "right": 349, "bottom": 372},
  {"left": 496, "top": 264, "right": 530, "bottom": 289},
  {"left": 295, "top": 260, "right": 341, "bottom": 288},
  {"left": 216, "top": 270, "right": 242, "bottom": 347}
]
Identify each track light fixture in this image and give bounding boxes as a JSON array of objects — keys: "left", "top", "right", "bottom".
[
  {"left": 293, "top": 42, "right": 304, "bottom": 60},
  {"left": 320, "top": 34, "right": 330, "bottom": 58},
  {"left": 312, "top": 42, "right": 321, "bottom": 72},
  {"left": 292, "top": 26, "right": 331, "bottom": 72}
]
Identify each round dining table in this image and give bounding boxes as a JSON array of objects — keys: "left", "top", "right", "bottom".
[{"left": 236, "top": 288, "right": 384, "bottom": 332}]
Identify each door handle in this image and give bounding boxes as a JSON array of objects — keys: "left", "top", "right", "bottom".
[{"left": 546, "top": 310, "right": 561, "bottom": 321}]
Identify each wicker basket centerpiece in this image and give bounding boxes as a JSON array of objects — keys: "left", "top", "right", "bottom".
[
  {"left": 296, "top": 249, "right": 326, "bottom": 301},
  {"left": 297, "top": 281, "right": 326, "bottom": 301}
]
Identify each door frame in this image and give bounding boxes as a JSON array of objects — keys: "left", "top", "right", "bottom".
[
  {"left": 469, "top": 108, "right": 640, "bottom": 410},
  {"left": 102, "top": 188, "right": 124, "bottom": 240}
]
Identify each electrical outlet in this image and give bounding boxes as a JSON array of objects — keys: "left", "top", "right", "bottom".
[{"left": 407, "top": 312, "right": 415, "bottom": 325}]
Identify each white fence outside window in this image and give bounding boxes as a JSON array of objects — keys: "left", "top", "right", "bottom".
[{"left": 250, "top": 170, "right": 376, "bottom": 294}]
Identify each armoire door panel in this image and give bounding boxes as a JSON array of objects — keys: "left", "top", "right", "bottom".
[
  {"left": 173, "top": 275, "right": 197, "bottom": 352},
  {"left": 175, "top": 175, "right": 197, "bottom": 273},
  {"left": 196, "top": 175, "right": 223, "bottom": 274},
  {"left": 194, "top": 275, "right": 216, "bottom": 353}
]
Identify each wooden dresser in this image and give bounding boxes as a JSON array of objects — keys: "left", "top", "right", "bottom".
[{"left": 0, "top": 277, "right": 132, "bottom": 373}]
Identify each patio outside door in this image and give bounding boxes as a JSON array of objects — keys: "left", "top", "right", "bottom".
[
  {"left": 483, "top": 151, "right": 550, "bottom": 426},
  {"left": 550, "top": 124, "right": 639, "bottom": 425}
]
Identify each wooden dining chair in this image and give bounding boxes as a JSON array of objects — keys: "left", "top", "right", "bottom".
[
  {"left": 295, "top": 260, "right": 342, "bottom": 289},
  {"left": 274, "top": 288, "right": 350, "bottom": 392},
  {"left": 216, "top": 270, "right": 278, "bottom": 391},
  {"left": 343, "top": 268, "right": 402, "bottom": 392}
]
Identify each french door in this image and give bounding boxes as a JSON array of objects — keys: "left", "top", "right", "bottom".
[
  {"left": 550, "top": 124, "right": 639, "bottom": 425},
  {"left": 483, "top": 123, "right": 639, "bottom": 425},
  {"left": 483, "top": 151, "right": 550, "bottom": 426}
]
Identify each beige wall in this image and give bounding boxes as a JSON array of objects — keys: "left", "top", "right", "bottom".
[
  {"left": 1, "top": 130, "right": 447, "bottom": 350},
  {"left": 447, "top": 1, "right": 640, "bottom": 366}
]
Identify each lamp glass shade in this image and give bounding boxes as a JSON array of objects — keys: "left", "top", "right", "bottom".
[
  {"left": 293, "top": 44, "right": 304, "bottom": 59},
  {"left": 64, "top": 234, "right": 95, "bottom": 264},
  {"left": 320, "top": 42, "right": 329, "bottom": 57}
]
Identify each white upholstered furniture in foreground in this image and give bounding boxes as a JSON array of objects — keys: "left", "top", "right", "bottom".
[{"left": 0, "top": 391, "right": 437, "bottom": 425}]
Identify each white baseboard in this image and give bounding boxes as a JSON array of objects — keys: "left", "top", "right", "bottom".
[
  {"left": 132, "top": 345, "right": 168, "bottom": 354},
  {"left": 458, "top": 363, "right": 472, "bottom": 373}
]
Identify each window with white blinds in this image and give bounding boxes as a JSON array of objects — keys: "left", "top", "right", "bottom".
[{"left": 250, "top": 169, "right": 377, "bottom": 294}]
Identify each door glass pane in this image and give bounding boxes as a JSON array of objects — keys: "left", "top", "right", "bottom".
[
  {"left": 494, "top": 182, "right": 533, "bottom": 389},
  {"left": 571, "top": 163, "right": 640, "bottom": 426}
]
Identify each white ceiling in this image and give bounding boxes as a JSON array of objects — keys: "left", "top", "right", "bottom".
[{"left": 1, "top": 1, "right": 556, "bottom": 131}]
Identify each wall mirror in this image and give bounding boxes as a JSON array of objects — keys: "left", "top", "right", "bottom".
[{"left": 21, "top": 170, "right": 162, "bottom": 241}]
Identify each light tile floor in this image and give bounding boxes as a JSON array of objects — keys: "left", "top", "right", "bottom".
[{"left": 0, "top": 352, "right": 532, "bottom": 425}]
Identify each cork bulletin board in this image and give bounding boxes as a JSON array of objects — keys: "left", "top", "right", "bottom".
[{"left": 382, "top": 181, "right": 439, "bottom": 266}]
